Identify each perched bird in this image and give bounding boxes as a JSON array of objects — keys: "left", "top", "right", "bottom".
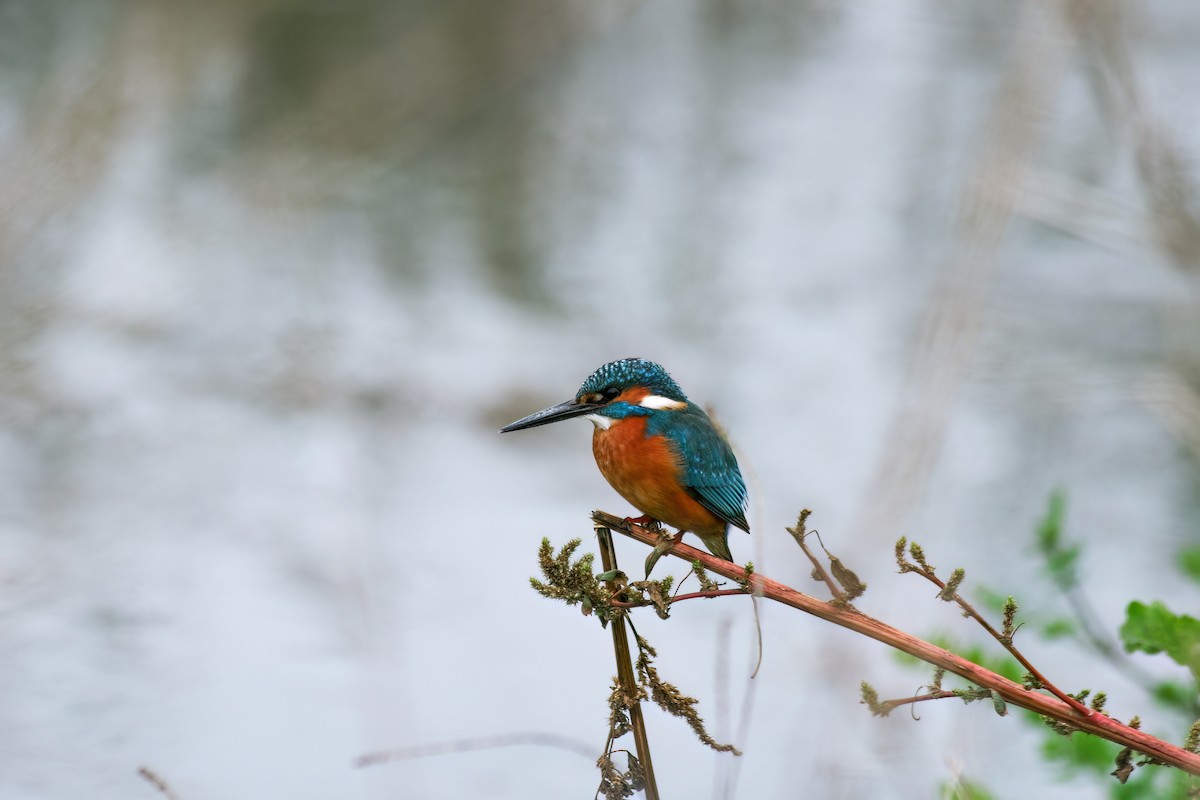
[{"left": 500, "top": 358, "right": 749, "bottom": 561}]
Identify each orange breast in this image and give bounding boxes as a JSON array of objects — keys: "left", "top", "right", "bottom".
[{"left": 592, "top": 417, "right": 725, "bottom": 536}]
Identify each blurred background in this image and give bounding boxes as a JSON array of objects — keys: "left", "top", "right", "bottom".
[{"left": 1, "top": 1, "right": 1198, "bottom": 798}]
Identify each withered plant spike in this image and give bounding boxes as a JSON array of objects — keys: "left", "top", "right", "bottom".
[
  {"left": 1187, "top": 721, "right": 1200, "bottom": 754},
  {"left": 634, "top": 634, "right": 741, "bottom": 755},
  {"left": 787, "top": 510, "right": 850, "bottom": 607},
  {"left": 1112, "top": 746, "right": 1135, "bottom": 784},
  {"left": 590, "top": 510, "right": 1200, "bottom": 777},
  {"left": 594, "top": 524, "right": 660, "bottom": 800}
]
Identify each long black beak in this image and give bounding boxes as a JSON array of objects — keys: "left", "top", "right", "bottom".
[{"left": 499, "top": 398, "right": 600, "bottom": 433}]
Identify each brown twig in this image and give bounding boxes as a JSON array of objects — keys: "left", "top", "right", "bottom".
[
  {"left": 786, "top": 510, "right": 848, "bottom": 606},
  {"left": 595, "top": 524, "right": 660, "bottom": 800},
  {"left": 591, "top": 509, "right": 1200, "bottom": 777},
  {"left": 875, "top": 690, "right": 961, "bottom": 716},
  {"left": 610, "top": 588, "right": 749, "bottom": 608},
  {"left": 895, "top": 540, "right": 1093, "bottom": 717},
  {"left": 137, "top": 767, "right": 179, "bottom": 800}
]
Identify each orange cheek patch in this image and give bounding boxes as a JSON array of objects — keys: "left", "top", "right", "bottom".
[{"left": 615, "top": 386, "right": 651, "bottom": 405}]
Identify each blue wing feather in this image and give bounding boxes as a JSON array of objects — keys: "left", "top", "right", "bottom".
[{"left": 650, "top": 405, "right": 749, "bottom": 532}]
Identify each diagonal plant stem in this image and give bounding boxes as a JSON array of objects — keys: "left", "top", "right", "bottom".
[
  {"left": 137, "top": 767, "right": 179, "bottom": 800},
  {"left": 895, "top": 544, "right": 1093, "bottom": 717},
  {"left": 787, "top": 509, "right": 848, "bottom": 606},
  {"left": 610, "top": 588, "right": 748, "bottom": 609},
  {"left": 594, "top": 523, "right": 660, "bottom": 800},
  {"left": 591, "top": 510, "right": 1200, "bottom": 777}
]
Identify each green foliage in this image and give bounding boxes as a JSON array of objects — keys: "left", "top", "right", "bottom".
[
  {"left": 1040, "top": 734, "right": 1117, "bottom": 781},
  {"left": 1154, "top": 681, "right": 1199, "bottom": 713},
  {"left": 1037, "top": 730, "right": 1195, "bottom": 799},
  {"left": 973, "top": 584, "right": 1011, "bottom": 614},
  {"left": 989, "top": 689, "right": 1008, "bottom": 717},
  {"left": 978, "top": 584, "right": 1077, "bottom": 639},
  {"left": 1040, "top": 617, "right": 1078, "bottom": 640},
  {"left": 893, "top": 490, "right": 1200, "bottom": 798},
  {"left": 1178, "top": 545, "right": 1200, "bottom": 585},
  {"left": 940, "top": 776, "right": 996, "bottom": 800},
  {"left": 893, "top": 634, "right": 1025, "bottom": 684},
  {"left": 1119, "top": 601, "right": 1200, "bottom": 683},
  {"left": 1035, "top": 490, "right": 1080, "bottom": 589}
]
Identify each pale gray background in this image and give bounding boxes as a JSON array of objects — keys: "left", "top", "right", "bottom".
[{"left": 1, "top": 1, "right": 1198, "bottom": 798}]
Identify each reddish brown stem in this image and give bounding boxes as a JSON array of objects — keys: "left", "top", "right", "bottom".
[
  {"left": 610, "top": 588, "right": 749, "bottom": 608},
  {"left": 788, "top": 520, "right": 847, "bottom": 605},
  {"left": 591, "top": 510, "right": 1200, "bottom": 777},
  {"left": 903, "top": 561, "right": 1092, "bottom": 716}
]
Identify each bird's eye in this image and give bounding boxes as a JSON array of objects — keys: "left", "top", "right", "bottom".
[{"left": 602, "top": 386, "right": 621, "bottom": 400}]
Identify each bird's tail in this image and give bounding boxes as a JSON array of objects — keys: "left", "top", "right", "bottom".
[{"left": 696, "top": 531, "right": 733, "bottom": 562}]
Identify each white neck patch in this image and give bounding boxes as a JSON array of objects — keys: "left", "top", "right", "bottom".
[
  {"left": 639, "top": 395, "right": 686, "bottom": 410},
  {"left": 586, "top": 413, "right": 617, "bottom": 430}
]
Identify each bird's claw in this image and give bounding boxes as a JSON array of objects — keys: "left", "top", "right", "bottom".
[{"left": 625, "top": 514, "right": 664, "bottom": 533}]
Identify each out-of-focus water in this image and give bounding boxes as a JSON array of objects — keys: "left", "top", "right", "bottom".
[{"left": 1, "top": 2, "right": 1198, "bottom": 798}]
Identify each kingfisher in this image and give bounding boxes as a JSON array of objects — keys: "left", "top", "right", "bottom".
[{"left": 500, "top": 358, "right": 749, "bottom": 562}]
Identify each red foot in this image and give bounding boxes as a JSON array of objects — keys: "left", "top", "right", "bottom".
[{"left": 624, "top": 514, "right": 663, "bottom": 532}]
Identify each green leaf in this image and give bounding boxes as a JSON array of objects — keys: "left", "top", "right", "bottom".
[
  {"left": 1119, "top": 601, "right": 1200, "bottom": 682},
  {"left": 894, "top": 634, "right": 1024, "bottom": 683},
  {"left": 1178, "top": 545, "right": 1200, "bottom": 585},
  {"left": 1040, "top": 728, "right": 1119, "bottom": 772},
  {"left": 1151, "top": 680, "right": 1198, "bottom": 711},
  {"left": 940, "top": 777, "right": 996, "bottom": 800},
  {"left": 1040, "top": 618, "right": 1077, "bottom": 639},
  {"left": 643, "top": 535, "right": 675, "bottom": 578},
  {"left": 1035, "top": 490, "right": 1079, "bottom": 589},
  {"left": 974, "top": 584, "right": 1010, "bottom": 614},
  {"left": 1110, "top": 767, "right": 1188, "bottom": 800}
]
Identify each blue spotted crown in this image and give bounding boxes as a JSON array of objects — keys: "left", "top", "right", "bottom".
[{"left": 578, "top": 358, "right": 688, "bottom": 402}]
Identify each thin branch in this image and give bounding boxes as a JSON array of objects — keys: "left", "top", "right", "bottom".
[
  {"left": 610, "top": 589, "right": 749, "bottom": 608},
  {"left": 874, "top": 690, "right": 961, "bottom": 717},
  {"left": 137, "top": 767, "right": 179, "bottom": 800},
  {"left": 895, "top": 540, "right": 1092, "bottom": 716},
  {"left": 786, "top": 510, "right": 848, "bottom": 606},
  {"left": 591, "top": 510, "right": 1200, "bottom": 777},
  {"left": 355, "top": 732, "right": 596, "bottom": 767},
  {"left": 595, "top": 525, "right": 660, "bottom": 800}
]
